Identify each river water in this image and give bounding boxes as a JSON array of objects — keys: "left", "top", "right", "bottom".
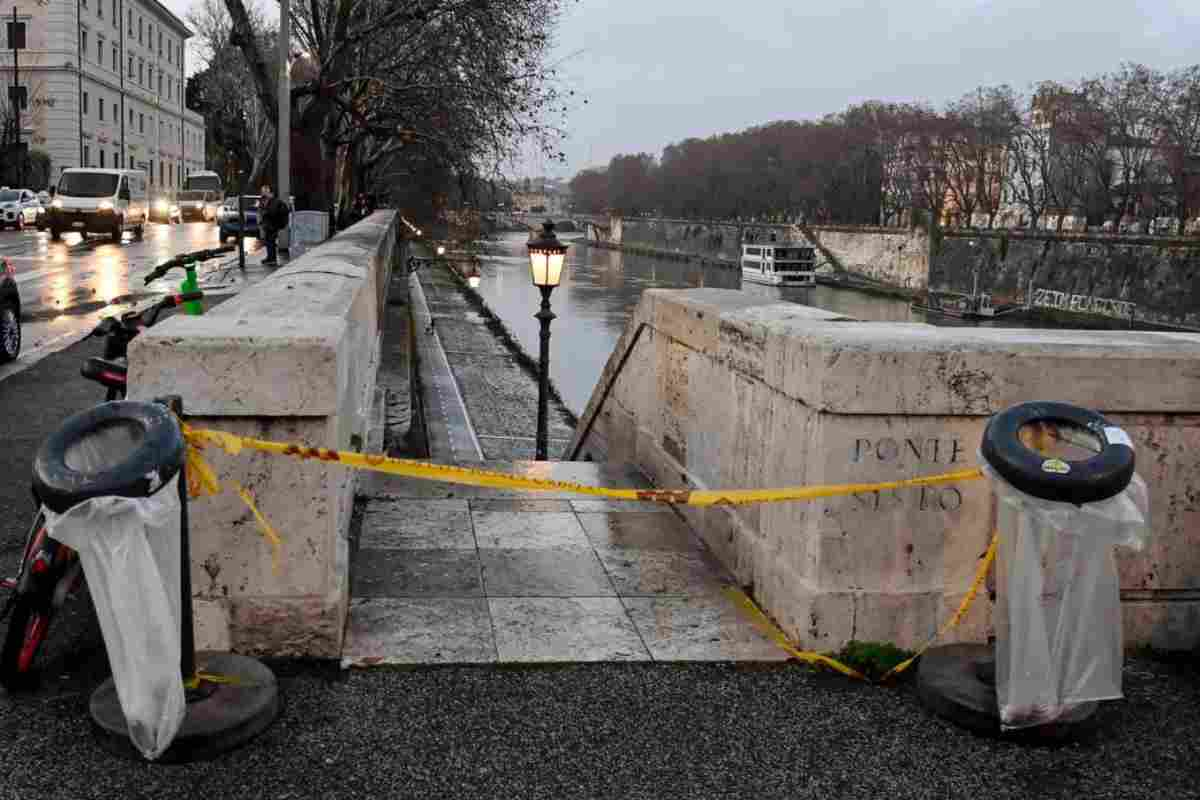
[{"left": 469, "top": 232, "right": 1081, "bottom": 416}]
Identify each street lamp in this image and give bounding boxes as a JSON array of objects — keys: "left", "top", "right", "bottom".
[{"left": 527, "top": 220, "right": 568, "bottom": 461}]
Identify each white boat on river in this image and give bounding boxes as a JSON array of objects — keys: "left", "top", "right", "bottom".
[{"left": 740, "top": 243, "right": 816, "bottom": 286}]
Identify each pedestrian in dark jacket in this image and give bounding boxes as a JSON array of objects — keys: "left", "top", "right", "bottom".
[{"left": 258, "top": 184, "right": 290, "bottom": 265}]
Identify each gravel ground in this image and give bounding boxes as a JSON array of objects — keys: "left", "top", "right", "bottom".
[{"left": 2, "top": 659, "right": 1198, "bottom": 799}]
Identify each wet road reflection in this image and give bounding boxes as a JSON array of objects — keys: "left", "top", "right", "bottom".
[{"left": 0, "top": 221, "right": 268, "bottom": 381}]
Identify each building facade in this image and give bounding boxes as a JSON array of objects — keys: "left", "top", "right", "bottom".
[{"left": 0, "top": 0, "right": 204, "bottom": 189}]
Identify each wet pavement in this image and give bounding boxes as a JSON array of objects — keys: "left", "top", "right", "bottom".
[
  {"left": 0, "top": 222, "right": 271, "bottom": 381},
  {"left": 346, "top": 462, "right": 785, "bottom": 666}
]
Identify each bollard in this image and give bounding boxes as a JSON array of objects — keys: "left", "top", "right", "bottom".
[{"left": 179, "top": 260, "right": 202, "bottom": 316}]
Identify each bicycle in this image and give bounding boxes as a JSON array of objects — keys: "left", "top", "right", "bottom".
[{"left": 0, "top": 279, "right": 207, "bottom": 689}]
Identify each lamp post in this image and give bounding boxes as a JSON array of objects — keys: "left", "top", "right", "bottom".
[{"left": 527, "top": 220, "right": 568, "bottom": 461}]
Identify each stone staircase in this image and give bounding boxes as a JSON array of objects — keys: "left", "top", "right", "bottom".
[{"left": 342, "top": 260, "right": 785, "bottom": 665}]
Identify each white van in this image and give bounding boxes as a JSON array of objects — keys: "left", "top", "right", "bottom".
[
  {"left": 183, "top": 170, "right": 223, "bottom": 196},
  {"left": 48, "top": 168, "right": 148, "bottom": 242}
]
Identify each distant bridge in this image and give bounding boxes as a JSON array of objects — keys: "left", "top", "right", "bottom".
[{"left": 482, "top": 211, "right": 606, "bottom": 234}]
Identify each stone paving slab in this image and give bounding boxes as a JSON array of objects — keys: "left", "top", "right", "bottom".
[
  {"left": 490, "top": 598, "right": 650, "bottom": 662},
  {"left": 345, "top": 459, "right": 785, "bottom": 666}
]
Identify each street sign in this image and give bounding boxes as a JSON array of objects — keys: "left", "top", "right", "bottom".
[{"left": 6, "top": 20, "right": 25, "bottom": 50}]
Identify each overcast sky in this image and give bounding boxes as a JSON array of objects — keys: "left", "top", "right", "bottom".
[
  {"left": 162, "top": 0, "right": 1200, "bottom": 181},
  {"left": 528, "top": 0, "right": 1200, "bottom": 179}
]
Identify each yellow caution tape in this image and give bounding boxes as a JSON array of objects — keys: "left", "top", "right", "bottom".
[
  {"left": 723, "top": 533, "right": 997, "bottom": 683},
  {"left": 180, "top": 422, "right": 982, "bottom": 507},
  {"left": 720, "top": 586, "right": 867, "bottom": 680},
  {"left": 184, "top": 670, "right": 243, "bottom": 690},
  {"left": 878, "top": 530, "right": 998, "bottom": 681},
  {"left": 182, "top": 424, "right": 284, "bottom": 575},
  {"left": 177, "top": 421, "right": 991, "bottom": 680}
]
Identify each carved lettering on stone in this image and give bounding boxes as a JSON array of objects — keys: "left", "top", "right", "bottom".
[{"left": 847, "top": 436, "right": 965, "bottom": 513}]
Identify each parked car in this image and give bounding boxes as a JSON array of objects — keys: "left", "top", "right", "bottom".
[
  {"left": 149, "top": 192, "right": 182, "bottom": 224},
  {"left": 0, "top": 257, "right": 20, "bottom": 362},
  {"left": 217, "top": 195, "right": 261, "bottom": 241},
  {"left": 0, "top": 188, "right": 42, "bottom": 230}
]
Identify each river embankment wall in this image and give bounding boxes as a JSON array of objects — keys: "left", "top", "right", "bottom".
[{"left": 587, "top": 216, "right": 1200, "bottom": 329}]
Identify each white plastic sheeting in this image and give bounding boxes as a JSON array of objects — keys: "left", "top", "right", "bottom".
[
  {"left": 986, "top": 466, "right": 1150, "bottom": 730},
  {"left": 44, "top": 476, "right": 185, "bottom": 760}
]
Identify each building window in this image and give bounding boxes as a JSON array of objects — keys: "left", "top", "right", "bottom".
[
  {"left": 139, "top": 113, "right": 144, "bottom": 133},
  {"left": 83, "top": 145, "right": 90, "bottom": 167},
  {"left": 167, "top": 79, "right": 171, "bottom": 100},
  {"left": 147, "top": 23, "right": 152, "bottom": 48},
  {"left": 97, "top": 37, "right": 103, "bottom": 63},
  {"left": 129, "top": 107, "right": 133, "bottom": 124},
  {"left": 100, "top": 150, "right": 105, "bottom": 167},
  {"left": 158, "top": 73, "right": 162, "bottom": 95},
  {"left": 82, "top": 91, "right": 89, "bottom": 115},
  {"left": 138, "top": 18, "right": 142, "bottom": 45},
  {"left": 81, "top": 29, "right": 88, "bottom": 57},
  {"left": 159, "top": 162, "right": 163, "bottom": 185},
  {"left": 112, "top": 0, "right": 117, "bottom": 27},
  {"left": 158, "top": 31, "right": 162, "bottom": 56},
  {"left": 112, "top": 45, "right": 117, "bottom": 70},
  {"left": 127, "top": 9, "right": 132, "bottom": 35},
  {"left": 128, "top": 55, "right": 133, "bottom": 77},
  {"left": 98, "top": 97, "right": 104, "bottom": 121},
  {"left": 149, "top": 161, "right": 154, "bottom": 185},
  {"left": 169, "top": 163, "right": 173, "bottom": 184},
  {"left": 167, "top": 38, "right": 172, "bottom": 64},
  {"left": 138, "top": 60, "right": 143, "bottom": 85}
]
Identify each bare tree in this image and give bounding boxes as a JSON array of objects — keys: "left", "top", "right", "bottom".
[
  {"left": 1084, "top": 63, "right": 1165, "bottom": 223},
  {"left": 1007, "top": 97, "right": 1060, "bottom": 229},
  {"left": 943, "top": 86, "right": 1019, "bottom": 227},
  {"left": 188, "top": 0, "right": 277, "bottom": 189},
  {"left": 220, "top": 0, "right": 571, "bottom": 214},
  {"left": 1154, "top": 65, "right": 1200, "bottom": 232}
]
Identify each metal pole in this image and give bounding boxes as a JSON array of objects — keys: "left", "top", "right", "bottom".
[
  {"left": 12, "top": 8, "right": 19, "bottom": 188},
  {"left": 534, "top": 285, "right": 555, "bottom": 460},
  {"left": 277, "top": 0, "right": 290, "bottom": 204},
  {"left": 159, "top": 395, "right": 196, "bottom": 685},
  {"left": 237, "top": 186, "right": 245, "bottom": 270}
]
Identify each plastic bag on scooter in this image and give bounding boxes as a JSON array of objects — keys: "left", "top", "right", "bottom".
[
  {"left": 986, "top": 464, "right": 1150, "bottom": 731},
  {"left": 42, "top": 476, "right": 185, "bottom": 760}
]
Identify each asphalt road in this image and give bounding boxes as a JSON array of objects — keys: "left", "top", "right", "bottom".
[{"left": 0, "top": 221, "right": 267, "bottom": 381}]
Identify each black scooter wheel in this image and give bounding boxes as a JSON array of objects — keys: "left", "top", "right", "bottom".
[
  {"left": 980, "top": 401, "right": 1135, "bottom": 505},
  {"left": 32, "top": 401, "right": 185, "bottom": 514}
]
